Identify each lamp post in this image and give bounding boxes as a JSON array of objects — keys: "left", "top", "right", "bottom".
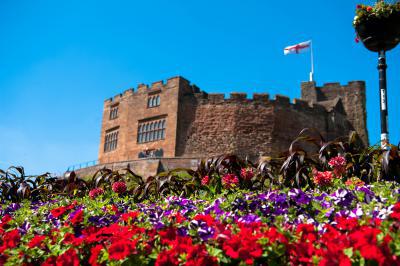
[
  {"left": 378, "top": 50, "right": 389, "bottom": 148},
  {"left": 354, "top": 1, "right": 400, "bottom": 149}
]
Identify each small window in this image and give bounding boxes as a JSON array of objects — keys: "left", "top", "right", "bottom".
[
  {"left": 147, "top": 94, "right": 160, "bottom": 108},
  {"left": 104, "top": 129, "right": 119, "bottom": 152},
  {"left": 109, "top": 105, "right": 119, "bottom": 120}
]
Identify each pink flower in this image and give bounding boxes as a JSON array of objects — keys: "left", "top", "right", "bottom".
[
  {"left": 222, "top": 174, "right": 239, "bottom": 189},
  {"left": 112, "top": 181, "right": 127, "bottom": 194},
  {"left": 201, "top": 176, "right": 210, "bottom": 186},
  {"left": 240, "top": 168, "right": 254, "bottom": 181},
  {"left": 89, "top": 188, "right": 104, "bottom": 199},
  {"left": 328, "top": 156, "right": 347, "bottom": 178},
  {"left": 313, "top": 170, "right": 333, "bottom": 187}
]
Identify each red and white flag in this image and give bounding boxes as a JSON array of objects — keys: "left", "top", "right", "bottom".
[{"left": 284, "top": 40, "right": 311, "bottom": 55}]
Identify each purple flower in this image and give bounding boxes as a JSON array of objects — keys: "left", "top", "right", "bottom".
[
  {"left": 18, "top": 221, "right": 31, "bottom": 235},
  {"left": 357, "top": 186, "right": 375, "bottom": 203},
  {"left": 288, "top": 189, "right": 311, "bottom": 205},
  {"left": 5, "top": 203, "right": 20, "bottom": 214},
  {"left": 331, "top": 189, "right": 355, "bottom": 208},
  {"left": 238, "top": 214, "right": 261, "bottom": 224},
  {"left": 189, "top": 220, "right": 215, "bottom": 241}
]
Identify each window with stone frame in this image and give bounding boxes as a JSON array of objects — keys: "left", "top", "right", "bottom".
[
  {"left": 147, "top": 94, "right": 160, "bottom": 108},
  {"left": 109, "top": 104, "right": 119, "bottom": 120},
  {"left": 137, "top": 117, "right": 166, "bottom": 143},
  {"left": 104, "top": 128, "right": 119, "bottom": 152}
]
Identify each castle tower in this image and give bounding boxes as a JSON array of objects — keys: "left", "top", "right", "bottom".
[{"left": 301, "top": 81, "right": 369, "bottom": 146}]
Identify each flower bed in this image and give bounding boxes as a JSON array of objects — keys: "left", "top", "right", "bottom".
[
  {"left": 1, "top": 182, "right": 400, "bottom": 265},
  {"left": 1, "top": 132, "right": 400, "bottom": 265}
]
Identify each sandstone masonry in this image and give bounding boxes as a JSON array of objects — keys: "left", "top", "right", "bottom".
[{"left": 98, "top": 76, "right": 368, "bottom": 165}]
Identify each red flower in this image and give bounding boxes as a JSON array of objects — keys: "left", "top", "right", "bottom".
[
  {"left": 356, "top": 4, "right": 362, "bottom": 9},
  {"left": 201, "top": 175, "right": 210, "bottom": 186},
  {"left": 263, "top": 226, "right": 288, "bottom": 244},
  {"left": 70, "top": 209, "right": 84, "bottom": 225},
  {"left": 222, "top": 227, "right": 263, "bottom": 265},
  {"left": 108, "top": 239, "right": 137, "bottom": 260},
  {"left": 89, "top": 245, "right": 103, "bottom": 266},
  {"left": 56, "top": 248, "right": 79, "bottom": 266},
  {"left": 50, "top": 203, "right": 75, "bottom": 218},
  {"left": 193, "top": 214, "right": 215, "bottom": 226},
  {"left": 27, "top": 235, "right": 46, "bottom": 248},
  {"left": 296, "top": 223, "right": 317, "bottom": 243},
  {"left": 186, "top": 244, "right": 218, "bottom": 266},
  {"left": 159, "top": 226, "right": 177, "bottom": 245},
  {"left": 390, "top": 202, "right": 400, "bottom": 221},
  {"left": 63, "top": 232, "right": 83, "bottom": 246},
  {"left": 240, "top": 168, "right": 254, "bottom": 181},
  {"left": 121, "top": 211, "right": 140, "bottom": 223},
  {"left": 3, "top": 229, "right": 20, "bottom": 249},
  {"left": 112, "top": 181, "right": 127, "bottom": 194},
  {"left": 288, "top": 242, "right": 317, "bottom": 265},
  {"left": 328, "top": 156, "right": 346, "bottom": 177},
  {"left": 155, "top": 249, "right": 179, "bottom": 266},
  {"left": 336, "top": 217, "right": 359, "bottom": 231},
  {"left": 1, "top": 214, "right": 12, "bottom": 226},
  {"left": 42, "top": 256, "right": 56, "bottom": 266},
  {"left": 50, "top": 206, "right": 68, "bottom": 218},
  {"left": 222, "top": 173, "right": 239, "bottom": 189},
  {"left": 89, "top": 188, "right": 104, "bottom": 199},
  {"left": 313, "top": 170, "right": 333, "bottom": 186},
  {"left": 367, "top": 6, "right": 373, "bottom": 12}
]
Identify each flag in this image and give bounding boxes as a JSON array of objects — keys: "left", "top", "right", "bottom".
[{"left": 284, "top": 40, "right": 311, "bottom": 55}]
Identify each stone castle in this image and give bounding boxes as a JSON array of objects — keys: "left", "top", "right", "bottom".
[{"left": 97, "top": 76, "right": 368, "bottom": 173}]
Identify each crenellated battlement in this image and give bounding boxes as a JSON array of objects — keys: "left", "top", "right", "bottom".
[
  {"left": 105, "top": 76, "right": 191, "bottom": 103},
  {"left": 191, "top": 90, "right": 332, "bottom": 114}
]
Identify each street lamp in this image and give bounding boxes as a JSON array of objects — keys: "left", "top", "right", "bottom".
[{"left": 354, "top": 0, "right": 400, "bottom": 148}]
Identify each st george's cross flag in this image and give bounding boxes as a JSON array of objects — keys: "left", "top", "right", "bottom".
[{"left": 283, "top": 40, "right": 311, "bottom": 55}]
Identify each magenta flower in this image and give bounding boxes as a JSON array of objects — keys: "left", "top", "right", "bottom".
[
  {"left": 112, "top": 181, "right": 127, "bottom": 194},
  {"left": 222, "top": 174, "right": 239, "bottom": 189},
  {"left": 89, "top": 188, "right": 104, "bottom": 199}
]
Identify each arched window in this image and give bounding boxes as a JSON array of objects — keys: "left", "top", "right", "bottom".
[
  {"left": 161, "top": 119, "right": 166, "bottom": 139},
  {"left": 104, "top": 128, "right": 119, "bottom": 152},
  {"left": 147, "top": 94, "right": 160, "bottom": 108},
  {"left": 137, "top": 118, "right": 166, "bottom": 143}
]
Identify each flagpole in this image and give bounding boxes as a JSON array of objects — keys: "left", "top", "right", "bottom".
[{"left": 310, "top": 40, "right": 314, "bottom": 82}]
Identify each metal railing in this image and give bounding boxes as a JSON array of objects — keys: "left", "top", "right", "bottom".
[{"left": 66, "top": 160, "right": 99, "bottom": 172}]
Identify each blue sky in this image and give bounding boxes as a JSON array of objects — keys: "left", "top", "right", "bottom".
[{"left": 1, "top": 0, "right": 399, "bottom": 175}]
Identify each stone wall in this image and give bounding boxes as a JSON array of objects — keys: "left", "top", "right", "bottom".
[
  {"left": 98, "top": 77, "right": 186, "bottom": 164},
  {"left": 301, "top": 81, "right": 368, "bottom": 146},
  {"left": 178, "top": 91, "right": 354, "bottom": 160},
  {"left": 98, "top": 77, "right": 369, "bottom": 167},
  {"left": 74, "top": 157, "right": 200, "bottom": 179}
]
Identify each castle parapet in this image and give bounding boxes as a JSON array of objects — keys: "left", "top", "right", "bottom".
[
  {"left": 274, "top": 95, "right": 290, "bottom": 105},
  {"left": 293, "top": 98, "right": 311, "bottom": 110},
  {"left": 137, "top": 83, "right": 149, "bottom": 93},
  {"left": 229, "top": 93, "right": 247, "bottom": 101},
  {"left": 207, "top": 94, "right": 225, "bottom": 103},
  {"left": 253, "top": 93, "right": 269, "bottom": 102}
]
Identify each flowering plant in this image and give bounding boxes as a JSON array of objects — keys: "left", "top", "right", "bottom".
[{"left": 353, "top": 1, "right": 400, "bottom": 27}]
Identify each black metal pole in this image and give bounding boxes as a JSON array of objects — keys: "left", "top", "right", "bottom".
[{"left": 378, "top": 50, "right": 389, "bottom": 148}]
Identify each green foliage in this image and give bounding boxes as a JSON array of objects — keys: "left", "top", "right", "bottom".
[{"left": 1, "top": 130, "right": 399, "bottom": 203}]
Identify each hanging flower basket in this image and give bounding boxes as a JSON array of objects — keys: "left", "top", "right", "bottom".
[{"left": 354, "top": 2, "right": 400, "bottom": 52}]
